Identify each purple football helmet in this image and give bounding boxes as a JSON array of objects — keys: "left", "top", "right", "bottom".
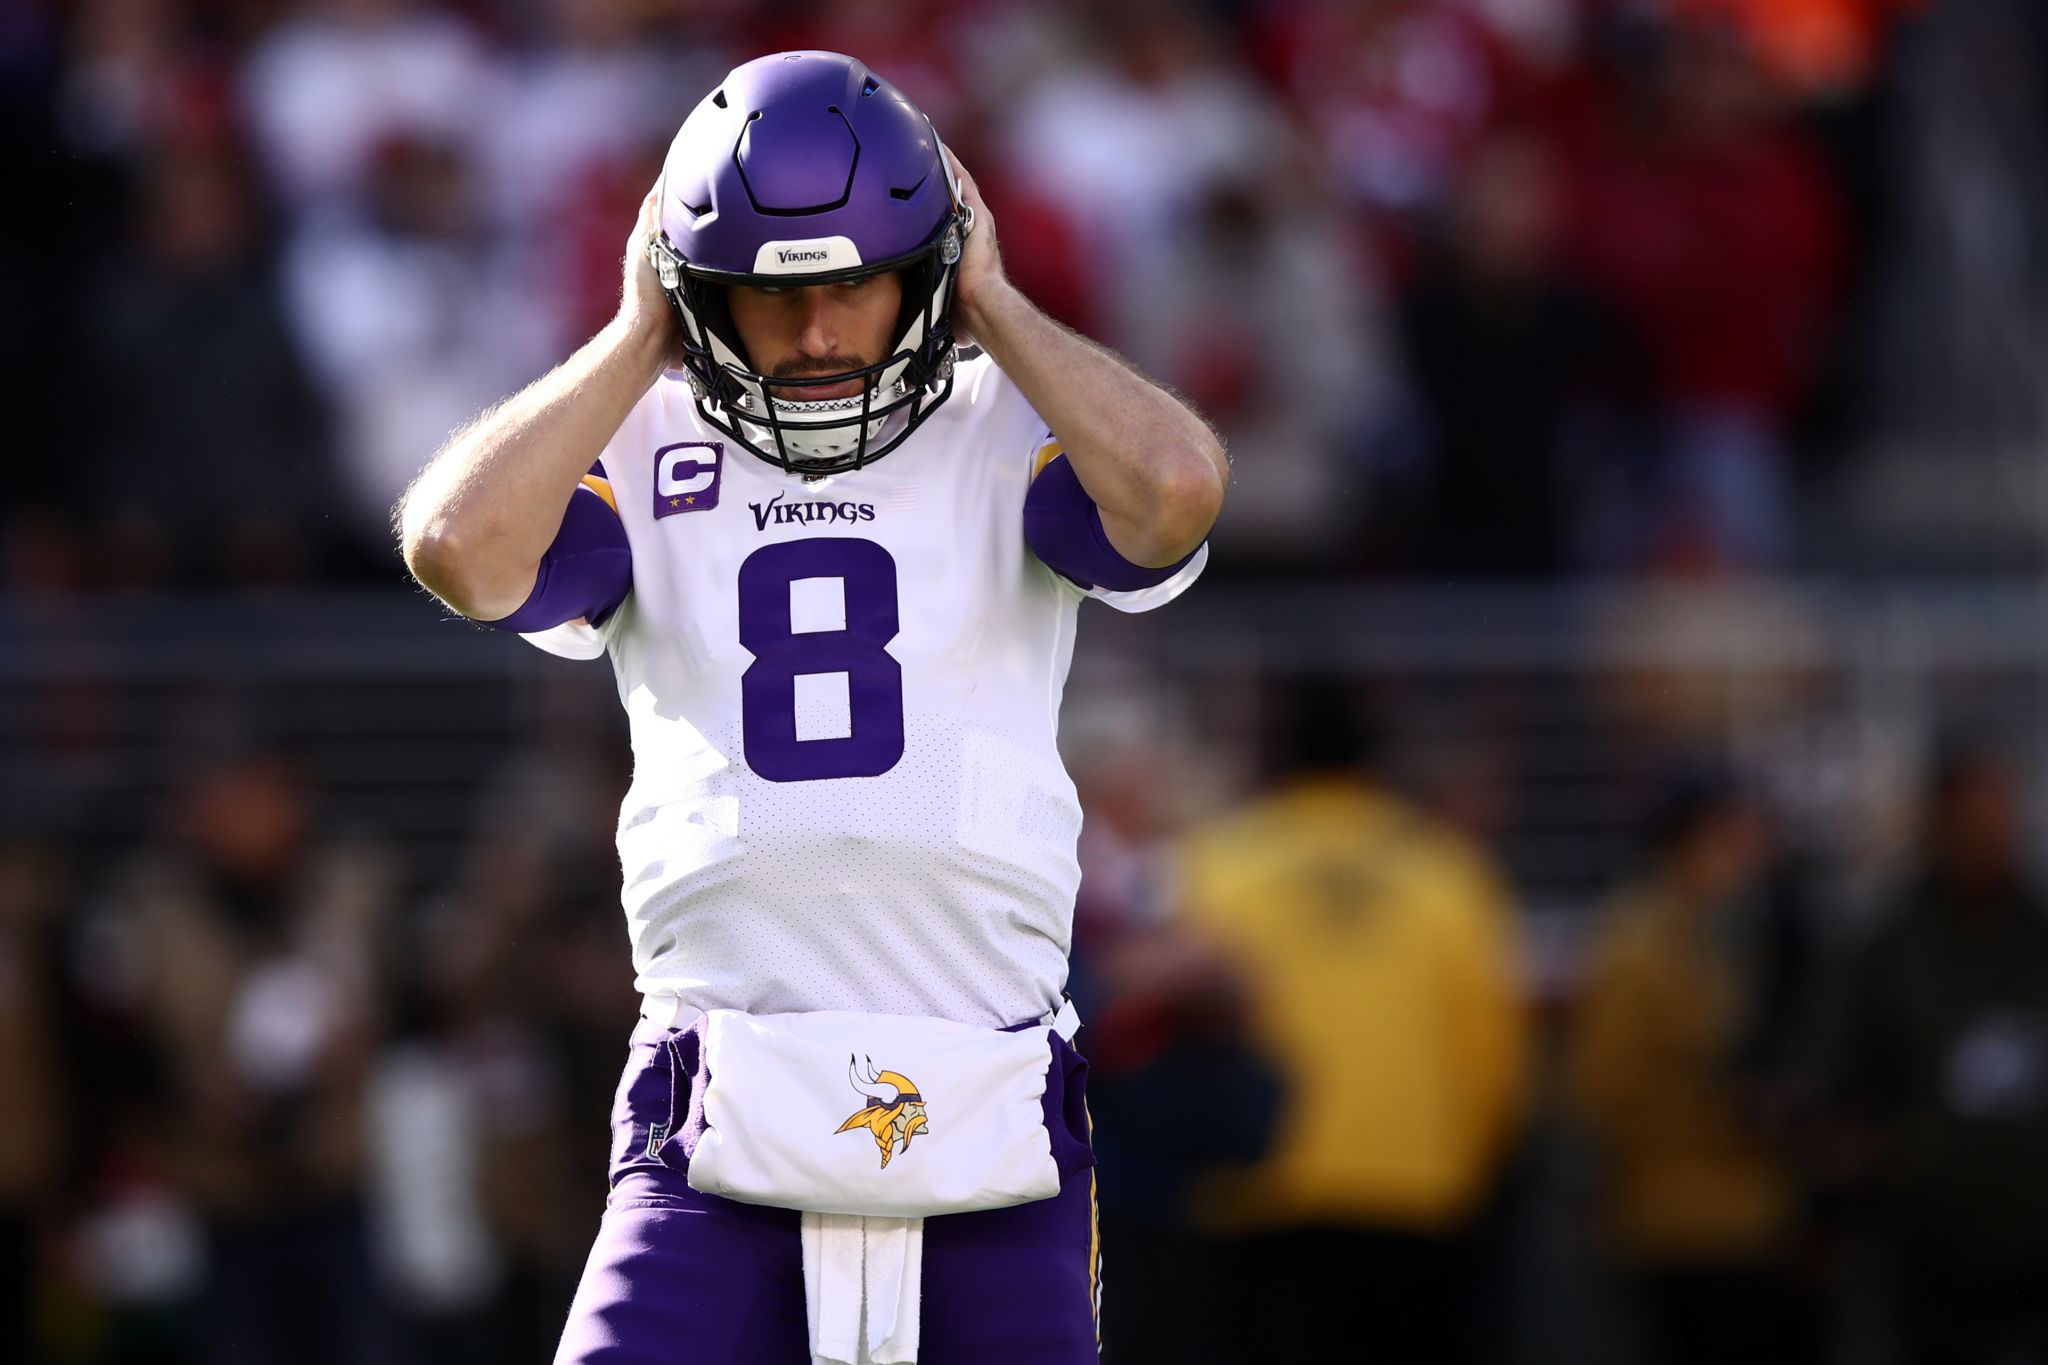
[{"left": 648, "top": 52, "right": 969, "bottom": 476}]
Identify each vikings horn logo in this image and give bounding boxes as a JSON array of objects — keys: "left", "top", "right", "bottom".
[{"left": 836, "top": 1055, "right": 930, "bottom": 1169}]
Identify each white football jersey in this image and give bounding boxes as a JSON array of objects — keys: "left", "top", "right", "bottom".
[{"left": 520, "top": 355, "right": 1206, "bottom": 1028}]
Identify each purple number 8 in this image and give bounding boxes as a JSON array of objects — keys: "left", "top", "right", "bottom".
[{"left": 737, "top": 538, "right": 905, "bottom": 782}]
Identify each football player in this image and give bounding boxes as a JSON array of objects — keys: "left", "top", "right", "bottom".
[{"left": 398, "top": 51, "right": 1225, "bottom": 1364}]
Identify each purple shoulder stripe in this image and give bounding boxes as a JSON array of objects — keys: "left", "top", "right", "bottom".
[
  {"left": 482, "top": 484, "right": 631, "bottom": 633},
  {"left": 1022, "top": 454, "right": 1197, "bottom": 593}
]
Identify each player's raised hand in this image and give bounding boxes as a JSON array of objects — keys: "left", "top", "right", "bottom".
[
  {"left": 942, "top": 148, "right": 1009, "bottom": 350},
  {"left": 622, "top": 185, "right": 685, "bottom": 369}
]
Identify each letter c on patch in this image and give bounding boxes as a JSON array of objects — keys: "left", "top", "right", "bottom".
[{"left": 654, "top": 441, "right": 723, "bottom": 518}]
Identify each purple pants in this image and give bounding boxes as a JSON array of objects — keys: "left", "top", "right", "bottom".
[{"left": 554, "top": 1017, "right": 1100, "bottom": 1364}]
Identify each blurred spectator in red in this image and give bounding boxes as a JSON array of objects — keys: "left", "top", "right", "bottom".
[
  {"left": 1566, "top": 14, "right": 1847, "bottom": 572},
  {"left": 1569, "top": 773, "right": 1814, "bottom": 1365},
  {"left": 103, "top": 749, "right": 400, "bottom": 1364},
  {"left": 746, "top": 0, "right": 971, "bottom": 132},
  {"left": 1173, "top": 683, "right": 1528, "bottom": 1364},
  {"left": 1398, "top": 130, "right": 1627, "bottom": 576},
  {"left": 1252, "top": 0, "right": 1517, "bottom": 231},
  {"left": 1817, "top": 741, "right": 2048, "bottom": 1365}
]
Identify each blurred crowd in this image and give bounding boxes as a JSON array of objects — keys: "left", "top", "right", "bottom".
[
  {"left": 1065, "top": 702, "right": 2048, "bottom": 1365},
  {"left": 8, "top": 683, "right": 2048, "bottom": 1363},
  {"left": 11, "top": 0, "right": 2048, "bottom": 594},
  {"left": 1, "top": 731, "right": 639, "bottom": 1363},
  {"left": 8, "top": 0, "right": 2048, "bottom": 1362}
]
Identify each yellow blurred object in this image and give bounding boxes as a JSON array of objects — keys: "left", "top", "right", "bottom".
[
  {"left": 1176, "top": 777, "right": 1528, "bottom": 1233},
  {"left": 1568, "top": 887, "right": 1791, "bottom": 1261}
]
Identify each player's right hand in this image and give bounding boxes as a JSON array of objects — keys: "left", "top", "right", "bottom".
[{"left": 620, "top": 186, "right": 686, "bottom": 369}]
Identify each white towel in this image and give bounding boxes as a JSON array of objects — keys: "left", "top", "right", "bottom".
[
  {"left": 801, "top": 1211, "right": 924, "bottom": 1365},
  {"left": 688, "top": 1009, "right": 1061, "bottom": 1219}
]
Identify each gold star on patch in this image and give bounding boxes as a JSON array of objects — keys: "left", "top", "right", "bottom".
[
  {"left": 684, "top": 495, "right": 696, "bottom": 505},
  {"left": 669, "top": 497, "right": 680, "bottom": 508}
]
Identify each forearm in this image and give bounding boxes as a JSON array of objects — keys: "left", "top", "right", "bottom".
[
  {"left": 399, "top": 319, "right": 667, "bottom": 619},
  {"left": 968, "top": 283, "right": 1226, "bottom": 566}
]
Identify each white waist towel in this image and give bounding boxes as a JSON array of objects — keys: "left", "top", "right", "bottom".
[
  {"left": 801, "top": 1211, "right": 924, "bottom": 1365},
  {"left": 687, "top": 1008, "right": 1064, "bottom": 1218}
]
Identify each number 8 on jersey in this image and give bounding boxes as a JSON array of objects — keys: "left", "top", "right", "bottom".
[{"left": 736, "top": 538, "right": 906, "bottom": 782}]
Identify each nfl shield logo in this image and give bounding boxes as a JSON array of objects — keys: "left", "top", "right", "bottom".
[{"left": 654, "top": 442, "right": 723, "bottom": 517}]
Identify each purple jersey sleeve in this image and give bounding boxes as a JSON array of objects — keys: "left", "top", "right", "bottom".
[
  {"left": 482, "top": 473, "right": 631, "bottom": 633},
  {"left": 1022, "top": 451, "right": 1198, "bottom": 593}
]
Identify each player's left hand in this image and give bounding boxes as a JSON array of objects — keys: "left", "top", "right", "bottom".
[{"left": 943, "top": 148, "right": 1009, "bottom": 350}]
